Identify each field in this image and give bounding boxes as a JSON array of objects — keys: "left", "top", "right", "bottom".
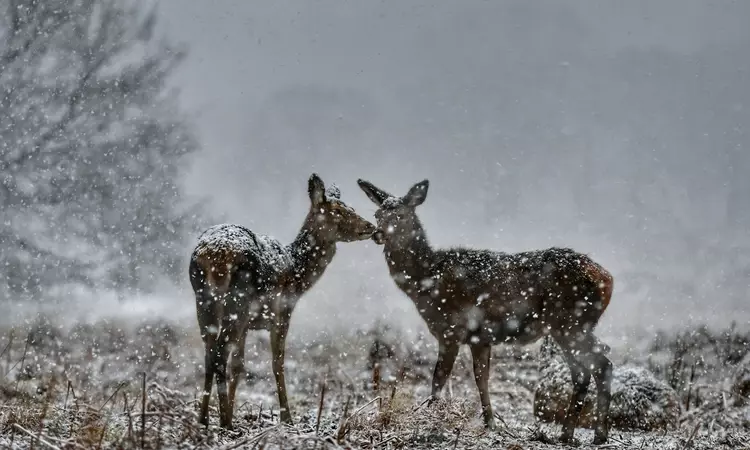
[{"left": 0, "top": 309, "right": 748, "bottom": 449}]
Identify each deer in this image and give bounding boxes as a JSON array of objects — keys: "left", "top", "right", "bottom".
[
  {"left": 189, "top": 173, "right": 375, "bottom": 429},
  {"left": 357, "top": 178, "right": 614, "bottom": 445}
]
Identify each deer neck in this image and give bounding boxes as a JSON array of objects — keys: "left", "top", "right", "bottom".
[
  {"left": 383, "top": 216, "right": 433, "bottom": 281},
  {"left": 285, "top": 212, "right": 337, "bottom": 295}
]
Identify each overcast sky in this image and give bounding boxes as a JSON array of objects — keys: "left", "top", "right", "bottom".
[{"left": 155, "top": 1, "right": 750, "bottom": 339}]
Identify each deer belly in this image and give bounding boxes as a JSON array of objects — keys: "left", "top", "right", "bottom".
[
  {"left": 466, "top": 311, "right": 543, "bottom": 346},
  {"left": 246, "top": 299, "right": 274, "bottom": 330}
]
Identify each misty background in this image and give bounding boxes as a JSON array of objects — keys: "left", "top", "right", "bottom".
[{"left": 2, "top": 1, "right": 748, "bottom": 343}]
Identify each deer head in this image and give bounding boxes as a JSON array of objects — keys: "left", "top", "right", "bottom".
[
  {"left": 308, "top": 173, "right": 375, "bottom": 242},
  {"left": 357, "top": 178, "right": 429, "bottom": 247}
]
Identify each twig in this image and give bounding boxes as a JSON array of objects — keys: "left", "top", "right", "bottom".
[
  {"left": 140, "top": 372, "right": 147, "bottom": 449},
  {"left": 348, "top": 396, "right": 382, "bottom": 419},
  {"left": 335, "top": 395, "right": 352, "bottom": 444},
  {"left": 63, "top": 381, "right": 71, "bottom": 411},
  {"left": 335, "top": 395, "right": 382, "bottom": 444},
  {"left": 0, "top": 329, "right": 14, "bottom": 365},
  {"left": 13, "top": 424, "right": 61, "bottom": 450},
  {"left": 11, "top": 336, "right": 29, "bottom": 389},
  {"left": 315, "top": 375, "right": 327, "bottom": 435},
  {"left": 372, "top": 362, "right": 381, "bottom": 392},
  {"left": 68, "top": 381, "right": 79, "bottom": 439},
  {"left": 124, "top": 393, "right": 134, "bottom": 445},
  {"left": 98, "top": 381, "right": 127, "bottom": 412},
  {"left": 337, "top": 368, "right": 357, "bottom": 390},
  {"left": 375, "top": 435, "right": 398, "bottom": 447},
  {"left": 217, "top": 425, "right": 279, "bottom": 450},
  {"left": 156, "top": 412, "right": 163, "bottom": 450},
  {"left": 412, "top": 396, "right": 432, "bottom": 412},
  {"left": 683, "top": 421, "right": 701, "bottom": 449},
  {"left": 452, "top": 428, "right": 461, "bottom": 449},
  {"left": 493, "top": 413, "right": 519, "bottom": 439},
  {"left": 685, "top": 363, "right": 696, "bottom": 411}
]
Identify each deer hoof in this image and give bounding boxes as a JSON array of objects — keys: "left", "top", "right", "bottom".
[{"left": 558, "top": 429, "right": 575, "bottom": 444}]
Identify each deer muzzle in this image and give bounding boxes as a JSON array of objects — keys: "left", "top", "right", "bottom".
[
  {"left": 358, "top": 221, "right": 377, "bottom": 239},
  {"left": 372, "top": 229, "right": 386, "bottom": 245}
]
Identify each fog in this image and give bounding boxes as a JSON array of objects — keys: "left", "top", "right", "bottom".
[{"left": 151, "top": 1, "right": 749, "bottom": 341}]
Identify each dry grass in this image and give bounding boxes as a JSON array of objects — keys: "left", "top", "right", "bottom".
[{"left": 0, "top": 315, "right": 748, "bottom": 449}]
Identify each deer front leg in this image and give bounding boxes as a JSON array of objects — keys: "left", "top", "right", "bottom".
[
  {"left": 470, "top": 344, "right": 496, "bottom": 430},
  {"left": 429, "top": 340, "right": 460, "bottom": 402},
  {"left": 270, "top": 314, "right": 292, "bottom": 424}
]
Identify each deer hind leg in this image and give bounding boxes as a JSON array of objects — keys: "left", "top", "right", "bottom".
[
  {"left": 196, "top": 291, "right": 220, "bottom": 427},
  {"left": 579, "top": 334, "right": 612, "bottom": 444},
  {"left": 557, "top": 333, "right": 612, "bottom": 444},
  {"left": 429, "top": 340, "right": 460, "bottom": 402},
  {"left": 555, "top": 341, "right": 592, "bottom": 444},
  {"left": 270, "top": 313, "right": 292, "bottom": 424},
  {"left": 470, "top": 344, "right": 496, "bottom": 430},
  {"left": 228, "top": 329, "right": 248, "bottom": 418},
  {"left": 199, "top": 333, "right": 216, "bottom": 426}
]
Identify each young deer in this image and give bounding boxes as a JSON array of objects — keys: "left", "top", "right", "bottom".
[
  {"left": 190, "top": 174, "right": 375, "bottom": 429},
  {"left": 358, "top": 178, "right": 614, "bottom": 444}
]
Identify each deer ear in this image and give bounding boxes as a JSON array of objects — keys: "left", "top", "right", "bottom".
[
  {"left": 308, "top": 173, "right": 326, "bottom": 205},
  {"left": 357, "top": 179, "right": 390, "bottom": 206},
  {"left": 404, "top": 179, "right": 429, "bottom": 207}
]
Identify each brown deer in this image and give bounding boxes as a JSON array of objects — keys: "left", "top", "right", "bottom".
[
  {"left": 357, "top": 178, "right": 614, "bottom": 444},
  {"left": 190, "top": 173, "right": 375, "bottom": 429}
]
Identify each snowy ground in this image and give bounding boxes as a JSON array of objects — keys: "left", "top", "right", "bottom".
[{"left": 0, "top": 299, "right": 748, "bottom": 449}]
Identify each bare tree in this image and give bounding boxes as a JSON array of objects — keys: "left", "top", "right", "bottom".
[{"left": 0, "top": 0, "right": 206, "bottom": 301}]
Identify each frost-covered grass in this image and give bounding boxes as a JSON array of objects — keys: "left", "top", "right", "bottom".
[{"left": 0, "top": 312, "right": 748, "bottom": 449}]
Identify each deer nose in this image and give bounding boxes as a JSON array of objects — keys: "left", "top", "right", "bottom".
[{"left": 372, "top": 229, "right": 386, "bottom": 245}]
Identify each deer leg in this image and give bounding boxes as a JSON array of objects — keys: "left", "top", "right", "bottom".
[
  {"left": 213, "top": 336, "right": 232, "bottom": 429},
  {"left": 470, "top": 344, "right": 496, "bottom": 430},
  {"left": 270, "top": 315, "right": 292, "bottom": 424},
  {"left": 556, "top": 343, "right": 591, "bottom": 444},
  {"left": 577, "top": 334, "right": 613, "bottom": 444},
  {"left": 429, "top": 341, "right": 460, "bottom": 401},
  {"left": 228, "top": 330, "right": 248, "bottom": 418},
  {"left": 199, "top": 335, "right": 216, "bottom": 426},
  {"left": 196, "top": 290, "right": 220, "bottom": 427}
]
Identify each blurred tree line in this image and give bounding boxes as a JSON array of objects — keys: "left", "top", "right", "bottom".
[{"left": 0, "top": 0, "right": 208, "bottom": 302}]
